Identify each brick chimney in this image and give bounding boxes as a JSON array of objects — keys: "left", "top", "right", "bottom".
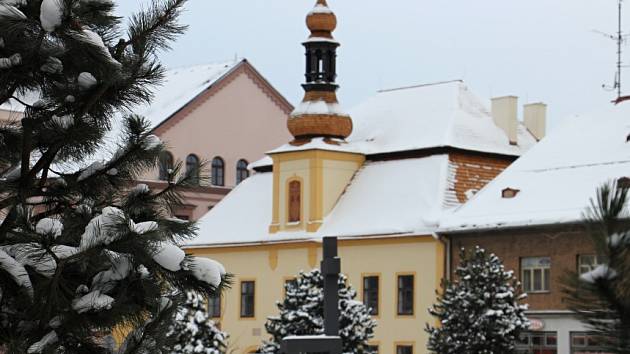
[
  {"left": 491, "top": 96, "right": 518, "bottom": 145},
  {"left": 523, "top": 102, "right": 547, "bottom": 141}
]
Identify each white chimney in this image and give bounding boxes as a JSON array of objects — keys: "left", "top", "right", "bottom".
[
  {"left": 491, "top": 96, "right": 518, "bottom": 145},
  {"left": 523, "top": 102, "right": 547, "bottom": 141}
]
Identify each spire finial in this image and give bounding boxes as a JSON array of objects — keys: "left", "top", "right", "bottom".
[{"left": 306, "top": 0, "right": 337, "bottom": 39}]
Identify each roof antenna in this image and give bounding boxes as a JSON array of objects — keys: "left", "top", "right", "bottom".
[{"left": 595, "top": 0, "right": 630, "bottom": 104}]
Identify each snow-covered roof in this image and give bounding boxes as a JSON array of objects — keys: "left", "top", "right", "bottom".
[
  {"left": 348, "top": 80, "right": 536, "bottom": 156},
  {"left": 269, "top": 80, "right": 537, "bottom": 158},
  {"left": 189, "top": 155, "right": 451, "bottom": 247},
  {"left": 439, "top": 103, "right": 630, "bottom": 232},
  {"left": 132, "top": 60, "right": 241, "bottom": 129},
  {"left": 0, "top": 60, "right": 240, "bottom": 127}
]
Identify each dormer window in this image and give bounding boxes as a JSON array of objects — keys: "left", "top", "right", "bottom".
[
  {"left": 288, "top": 180, "right": 301, "bottom": 223},
  {"left": 502, "top": 188, "right": 520, "bottom": 199}
]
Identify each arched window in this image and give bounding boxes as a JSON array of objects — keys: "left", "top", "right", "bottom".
[
  {"left": 236, "top": 159, "right": 249, "bottom": 185},
  {"left": 158, "top": 151, "right": 174, "bottom": 181},
  {"left": 211, "top": 157, "right": 225, "bottom": 186},
  {"left": 185, "top": 154, "right": 200, "bottom": 185},
  {"left": 288, "top": 180, "right": 301, "bottom": 223}
]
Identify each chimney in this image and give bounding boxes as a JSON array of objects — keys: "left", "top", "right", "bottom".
[
  {"left": 491, "top": 96, "right": 518, "bottom": 145},
  {"left": 523, "top": 102, "right": 547, "bottom": 141}
]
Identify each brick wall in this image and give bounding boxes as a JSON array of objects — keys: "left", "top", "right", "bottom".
[
  {"left": 448, "top": 153, "right": 512, "bottom": 203},
  {"left": 449, "top": 228, "right": 596, "bottom": 311}
]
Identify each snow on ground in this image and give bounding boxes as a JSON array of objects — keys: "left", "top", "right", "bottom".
[{"left": 440, "top": 103, "right": 630, "bottom": 231}]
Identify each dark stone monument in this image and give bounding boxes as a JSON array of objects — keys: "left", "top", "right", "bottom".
[{"left": 280, "top": 237, "right": 342, "bottom": 354}]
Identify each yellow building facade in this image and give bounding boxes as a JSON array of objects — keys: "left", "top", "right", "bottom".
[
  {"left": 189, "top": 237, "right": 444, "bottom": 354},
  {"left": 187, "top": 1, "right": 539, "bottom": 353}
]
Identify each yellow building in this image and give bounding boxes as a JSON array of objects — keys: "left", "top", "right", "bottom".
[{"left": 185, "top": 1, "right": 543, "bottom": 353}]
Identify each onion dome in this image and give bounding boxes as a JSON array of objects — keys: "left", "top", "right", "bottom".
[
  {"left": 306, "top": 0, "right": 337, "bottom": 39},
  {"left": 288, "top": 0, "right": 352, "bottom": 140}
]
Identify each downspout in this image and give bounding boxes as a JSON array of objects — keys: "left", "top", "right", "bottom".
[{"left": 433, "top": 232, "right": 451, "bottom": 281}]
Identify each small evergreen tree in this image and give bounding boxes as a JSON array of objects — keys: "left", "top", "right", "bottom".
[
  {"left": 260, "top": 269, "right": 376, "bottom": 354},
  {"left": 426, "top": 247, "right": 529, "bottom": 354},
  {"left": 166, "top": 291, "right": 228, "bottom": 354},
  {"left": 562, "top": 181, "right": 630, "bottom": 351},
  {"left": 0, "top": 0, "right": 228, "bottom": 353}
]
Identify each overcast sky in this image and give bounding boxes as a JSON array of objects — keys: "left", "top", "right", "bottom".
[{"left": 116, "top": 0, "right": 624, "bottom": 129}]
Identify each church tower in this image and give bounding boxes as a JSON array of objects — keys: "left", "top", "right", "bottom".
[
  {"left": 268, "top": 0, "right": 365, "bottom": 234},
  {"left": 287, "top": 0, "right": 353, "bottom": 141}
]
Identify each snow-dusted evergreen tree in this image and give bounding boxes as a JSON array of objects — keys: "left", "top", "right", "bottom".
[
  {"left": 166, "top": 291, "right": 228, "bottom": 354},
  {"left": 426, "top": 247, "right": 529, "bottom": 354},
  {"left": 260, "top": 269, "right": 376, "bottom": 354},
  {"left": 0, "top": 0, "right": 228, "bottom": 353},
  {"left": 562, "top": 182, "right": 630, "bottom": 351}
]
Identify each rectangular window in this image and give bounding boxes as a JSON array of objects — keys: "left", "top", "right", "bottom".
[
  {"left": 240, "top": 281, "right": 255, "bottom": 318},
  {"left": 366, "top": 345, "right": 379, "bottom": 354},
  {"left": 521, "top": 257, "right": 551, "bottom": 293},
  {"left": 516, "top": 332, "right": 557, "bottom": 354},
  {"left": 208, "top": 294, "right": 221, "bottom": 318},
  {"left": 578, "top": 255, "right": 607, "bottom": 275},
  {"left": 397, "top": 274, "right": 414, "bottom": 316},
  {"left": 363, "top": 275, "right": 379, "bottom": 316},
  {"left": 396, "top": 345, "right": 413, "bottom": 354},
  {"left": 570, "top": 332, "right": 614, "bottom": 353}
]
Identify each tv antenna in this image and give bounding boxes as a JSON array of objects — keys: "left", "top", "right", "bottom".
[{"left": 594, "top": 0, "right": 630, "bottom": 103}]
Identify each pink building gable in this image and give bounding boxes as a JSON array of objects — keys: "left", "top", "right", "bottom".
[{"left": 138, "top": 59, "right": 293, "bottom": 220}]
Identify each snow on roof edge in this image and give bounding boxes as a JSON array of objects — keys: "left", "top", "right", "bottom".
[{"left": 148, "top": 59, "right": 246, "bottom": 132}]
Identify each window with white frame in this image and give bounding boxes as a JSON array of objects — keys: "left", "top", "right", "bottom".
[
  {"left": 516, "top": 332, "right": 557, "bottom": 353},
  {"left": 570, "top": 332, "right": 614, "bottom": 353},
  {"left": 578, "top": 255, "right": 607, "bottom": 275},
  {"left": 521, "top": 257, "right": 551, "bottom": 293}
]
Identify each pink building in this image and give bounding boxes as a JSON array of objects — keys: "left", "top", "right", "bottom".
[{"left": 0, "top": 59, "right": 293, "bottom": 220}]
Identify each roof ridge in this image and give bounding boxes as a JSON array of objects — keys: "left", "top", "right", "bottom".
[
  {"left": 377, "top": 79, "right": 463, "bottom": 93},
  {"left": 166, "top": 58, "right": 243, "bottom": 72}
]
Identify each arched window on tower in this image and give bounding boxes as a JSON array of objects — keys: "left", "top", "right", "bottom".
[
  {"left": 158, "top": 151, "right": 174, "bottom": 181},
  {"left": 236, "top": 159, "right": 249, "bottom": 185},
  {"left": 211, "top": 157, "right": 225, "bottom": 187},
  {"left": 288, "top": 180, "right": 301, "bottom": 223},
  {"left": 185, "top": 154, "right": 200, "bottom": 185}
]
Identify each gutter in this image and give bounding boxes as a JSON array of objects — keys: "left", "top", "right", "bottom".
[
  {"left": 438, "top": 219, "right": 586, "bottom": 235},
  {"left": 183, "top": 231, "right": 434, "bottom": 250}
]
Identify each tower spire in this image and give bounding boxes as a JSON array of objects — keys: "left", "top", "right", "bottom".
[{"left": 287, "top": 0, "right": 352, "bottom": 141}]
